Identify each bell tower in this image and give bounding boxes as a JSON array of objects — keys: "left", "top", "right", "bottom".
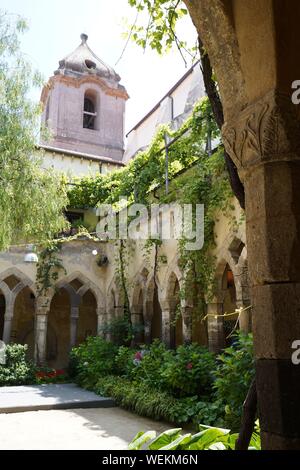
[{"left": 40, "top": 34, "right": 128, "bottom": 161}]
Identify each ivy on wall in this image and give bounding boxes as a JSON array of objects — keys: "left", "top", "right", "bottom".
[
  {"left": 68, "top": 98, "right": 218, "bottom": 208},
  {"left": 67, "top": 98, "right": 235, "bottom": 316},
  {"left": 36, "top": 231, "right": 100, "bottom": 297},
  {"left": 36, "top": 241, "right": 66, "bottom": 297}
]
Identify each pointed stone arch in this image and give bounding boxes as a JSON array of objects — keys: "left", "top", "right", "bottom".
[
  {"left": 0, "top": 268, "right": 37, "bottom": 351},
  {"left": 211, "top": 230, "right": 251, "bottom": 352},
  {"left": 130, "top": 267, "right": 149, "bottom": 344},
  {"left": 106, "top": 277, "right": 125, "bottom": 314},
  {"left": 162, "top": 270, "right": 182, "bottom": 348},
  {"left": 45, "top": 271, "right": 103, "bottom": 367},
  {"left": 130, "top": 266, "right": 149, "bottom": 310},
  {"left": 0, "top": 267, "right": 36, "bottom": 296},
  {"left": 56, "top": 271, "right": 105, "bottom": 309},
  {"left": 207, "top": 255, "right": 238, "bottom": 353}
]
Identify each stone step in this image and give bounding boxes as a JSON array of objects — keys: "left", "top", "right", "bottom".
[{"left": 0, "top": 383, "right": 115, "bottom": 413}]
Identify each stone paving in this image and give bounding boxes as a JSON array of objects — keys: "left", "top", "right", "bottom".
[
  {"left": 0, "top": 407, "right": 170, "bottom": 450},
  {"left": 0, "top": 383, "right": 114, "bottom": 413},
  {"left": 0, "top": 384, "right": 172, "bottom": 449}
]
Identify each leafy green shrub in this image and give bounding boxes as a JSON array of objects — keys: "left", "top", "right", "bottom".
[
  {"left": 129, "top": 424, "right": 261, "bottom": 450},
  {"left": 69, "top": 336, "right": 118, "bottom": 388},
  {"left": 95, "top": 375, "right": 200, "bottom": 424},
  {"left": 192, "top": 399, "right": 224, "bottom": 427},
  {"left": 213, "top": 332, "right": 255, "bottom": 431},
  {"left": 100, "top": 317, "right": 144, "bottom": 346},
  {"left": 114, "top": 346, "right": 136, "bottom": 376},
  {"left": 161, "top": 343, "right": 215, "bottom": 397},
  {"left": 0, "top": 344, "right": 36, "bottom": 386},
  {"left": 70, "top": 334, "right": 254, "bottom": 430},
  {"left": 129, "top": 340, "right": 168, "bottom": 389}
]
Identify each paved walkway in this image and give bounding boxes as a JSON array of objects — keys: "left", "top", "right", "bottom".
[
  {"left": 0, "top": 384, "right": 172, "bottom": 449},
  {"left": 0, "top": 383, "right": 114, "bottom": 413},
  {"left": 0, "top": 407, "right": 170, "bottom": 449}
]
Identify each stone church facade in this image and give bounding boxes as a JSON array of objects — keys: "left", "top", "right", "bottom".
[{"left": 0, "top": 35, "right": 250, "bottom": 368}]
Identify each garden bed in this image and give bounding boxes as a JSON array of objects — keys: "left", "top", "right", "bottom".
[{"left": 70, "top": 332, "right": 254, "bottom": 431}]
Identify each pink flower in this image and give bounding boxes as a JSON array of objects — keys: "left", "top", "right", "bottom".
[{"left": 186, "top": 362, "right": 193, "bottom": 370}]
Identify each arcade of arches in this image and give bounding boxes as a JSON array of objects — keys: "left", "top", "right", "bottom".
[{"left": 0, "top": 230, "right": 250, "bottom": 370}]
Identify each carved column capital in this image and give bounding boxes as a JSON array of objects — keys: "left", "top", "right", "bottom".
[{"left": 222, "top": 90, "right": 300, "bottom": 175}]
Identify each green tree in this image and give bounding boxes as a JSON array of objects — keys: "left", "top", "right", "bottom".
[
  {"left": 125, "top": 0, "right": 194, "bottom": 64},
  {"left": 0, "top": 11, "right": 68, "bottom": 250}
]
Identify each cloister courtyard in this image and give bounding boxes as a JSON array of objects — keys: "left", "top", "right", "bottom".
[{"left": 1, "top": 0, "right": 300, "bottom": 455}]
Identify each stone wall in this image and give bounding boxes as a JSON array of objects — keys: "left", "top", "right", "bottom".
[{"left": 0, "top": 197, "right": 249, "bottom": 367}]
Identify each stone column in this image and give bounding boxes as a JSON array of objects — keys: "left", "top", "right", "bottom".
[
  {"left": 131, "top": 307, "right": 144, "bottom": 345},
  {"left": 2, "top": 300, "right": 15, "bottom": 344},
  {"left": 97, "top": 307, "right": 105, "bottom": 337},
  {"left": 207, "top": 302, "right": 225, "bottom": 353},
  {"left": 70, "top": 306, "right": 80, "bottom": 349},
  {"left": 143, "top": 318, "right": 152, "bottom": 345},
  {"left": 223, "top": 90, "right": 300, "bottom": 449},
  {"left": 144, "top": 300, "right": 153, "bottom": 344},
  {"left": 235, "top": 264, "right": 251, "bottom": 333},
  {"left": 34, "top": 296, "right": 50, "bottom": 365},
  {"left": 182, "top": 306, "right": 193, "bottom": 344},
  {"left": 105, "top": 312, "right": 113, "bottom": 342},
  {"left": 236, "top": 297, "right": 251, "bottom": 334},
  {"left": 114, "top": 305, "right": 123, "bottom": 319},
  {"left": 161, "top": 308, "right": 171, "bottom": 348}
]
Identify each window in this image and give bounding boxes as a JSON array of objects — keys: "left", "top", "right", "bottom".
[
  {"left": 65, "top": 211, "right": 83, "bottom": 225},
  {"left": 85, "top": 59, "right": 96, "bottom": 69},
  {"left": 83, "top": 92, "right": 97, "bottom": 129}
]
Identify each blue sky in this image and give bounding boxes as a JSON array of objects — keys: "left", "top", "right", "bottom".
[{"left": 1, "top": 0, "right": 197, "bottom": 132}]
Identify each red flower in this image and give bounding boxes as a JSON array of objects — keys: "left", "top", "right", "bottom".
[
  {"left": 134, "top": 351, "right": 143, "bottom": 361},
  {"left": 36, "top": 371, "right": 46, "bottom": 378},
  {"left": 186, "top": 362, "right": 193, "bottom": 370}
]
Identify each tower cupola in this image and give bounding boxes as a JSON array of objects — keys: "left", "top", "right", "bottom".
[{"left": 40, "top": 34, "right": 128, "bottom": 161}]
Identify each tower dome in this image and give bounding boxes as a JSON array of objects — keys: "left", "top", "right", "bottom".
[{"left": 55, "top": 33, "right": 121, "bottom": 83}]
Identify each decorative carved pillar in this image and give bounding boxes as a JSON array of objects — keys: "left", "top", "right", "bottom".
[
  {"left": 207, "top": 302, "right": 225, "bottom": 353},
  {"left": 34, "top": 296, "right": 51, "bottom": 366},
  {"left": 223, "top": 90, "right": 300, "bottom": 449}
]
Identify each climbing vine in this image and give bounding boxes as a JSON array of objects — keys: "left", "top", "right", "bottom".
[
  {"left": 36, "top": 230, "right": 100, "bottom": 297},
  {"left": 36, "top": 241, "right": 66, "bottom": 297},
  {"left": 68, "top": 98, "right": 236, "bottom": 316}
]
